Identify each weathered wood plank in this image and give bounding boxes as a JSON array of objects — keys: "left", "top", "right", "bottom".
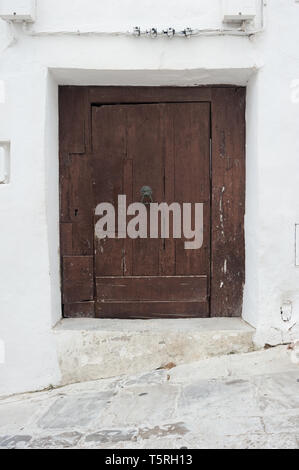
[
  {"left": 89, "top": 86, "right": 212, "bottom": 104},
  {"left": 59, "top": 87, "right": 86, "bottom": 154},
  {"left": 63, "top": 256, "right": 93, "bottom": 281},
  {"left": 173, "top": 102, "right": 211, "bottom": 277},
  {"left": 64, "top": 302, "right": 95, "bottom": 318},
  {"left": 210, "top": 87, "right": 246, "bottom": 317},
  {"left": 96, "top": 301, "right": 209, "bottom": 319},
  {"left": 96, "top": 276, "right": 207, "bottom": 302},
  {"left": 63, "top": 281, "right": 94, "bottom": 303},
  {"left": 59, "top": 87, "right": 95, "bottom": 315}
]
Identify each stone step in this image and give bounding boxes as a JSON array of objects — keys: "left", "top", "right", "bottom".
[{"left": 54, "top": 318, "right": 256, "bottom": 387}]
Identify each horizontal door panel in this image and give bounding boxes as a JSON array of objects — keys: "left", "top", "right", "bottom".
[
  {"left": 96, "top": 276, "right": 207, "bottom": 302},
  {"left": 96, "top": 301, "right": 209, "bottom": 319},
  {"left": 62, "top": 281, "right": 94, "bottom": 303},
  {"left": 63, "top": 256, "right": 93, "bottom": 281},
  {"left": 64, "top": 302, "right": 95, "bottom": 318}
]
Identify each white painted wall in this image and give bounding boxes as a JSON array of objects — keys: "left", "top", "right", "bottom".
[
  {"left": 243, "top": 1, "right": 299, "bottom": 346},
  {"left": 0, "top": 0, "right": 299, "bottom": 395}
]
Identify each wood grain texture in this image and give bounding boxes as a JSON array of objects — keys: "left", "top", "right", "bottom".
[
  {"left": 88, "top": 86, "right": 212, "bottom": 104},
  {"left": 96, "top": 302, "right": 209, "bottom": 319},
  {"left": 63, "top": 256, "right": 93, "bottom": 281},
  {"left": 172, "top": 103, "right": 211, "bottom": 277},
  {"left": 96, "top": 276, "right": 207, "bottom": 302},
  {"left": 92, "top": 102, "right": 211, "bottom": 317},
  {"left": 59, "top": 88, "right": 95, "bottom": 315},
  {"left": 59, "top": 86, "right": 245, "bottom": 318},
  {"left": 62, "top": 280, "right": 94, "bottom": 304},
  {"left": 59, "top": 87, "right": 86, "bottom": 154},
  {"left": 64, "top": 302, "right": 95, "bottom": 318},
  {"left": 92, "top": 105, "right": 128, "bottom": 277},
  {"left": 128, "top": 104, "right": 165, "bottom": 277},
  {"left": 210, "top": 87, "right": 246, "bottom": 317}
]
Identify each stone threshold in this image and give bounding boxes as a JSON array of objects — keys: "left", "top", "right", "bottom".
[{"left": 54, "top": 318, "right": 256, "bottom": 387}]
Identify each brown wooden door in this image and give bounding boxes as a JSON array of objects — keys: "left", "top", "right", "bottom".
[
  {"left": 59, "top": 86, "right": 245, "bottom": 319},
  {"left": 92, "top": 103, "right": 210, "bottom": 318}
]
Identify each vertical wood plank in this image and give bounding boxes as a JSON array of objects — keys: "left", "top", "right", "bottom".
[
  {"left": 173, "top": 103, "right": 211, "bottom": 278},
  {"left": 59, "top": 87, "right": 86, "bottom": 154},
  {"left": 211, "top": 87, "right": 246, "bottom": 317},
  {"left": 127, "top": 104, "right": 165, "bottom": 276},
  {"left": 159, "top": 104, "right": 176, "bottom": 276},
  {"left": 59, "top": 87, "right": 95, "bottom": 317},
  {"left": 92, "top": 105, "right": 126, "bottom": 277},
  {"left": 123, "top": 158, "right": 133, "bottom": 276}
]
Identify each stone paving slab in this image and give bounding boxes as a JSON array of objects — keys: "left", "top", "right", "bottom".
[{"left": 0, "top": 346, "right": 299, "bottom": 449}]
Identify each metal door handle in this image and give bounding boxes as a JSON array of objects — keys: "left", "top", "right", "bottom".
[{"left": 140, "top": 186, "right": 153, "bottom": 205}]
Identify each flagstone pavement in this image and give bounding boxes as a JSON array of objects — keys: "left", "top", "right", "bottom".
[{"left": 0, "top": 346, "right": 299, "bottom": 449}]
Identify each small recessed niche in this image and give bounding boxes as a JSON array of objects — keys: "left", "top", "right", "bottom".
[
  {"left": 0, "top": 80, "right": 5, "bottom": 104},
  {"left": 296, "top": 224, "right": 299, "bottom": 266},
  {"left": 0, "top": 142, "right": 10, "bottom": 184}
]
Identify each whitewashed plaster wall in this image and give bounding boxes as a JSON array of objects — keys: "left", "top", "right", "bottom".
[
  {"left": 243, "top": 1, "right": 299, "bottom": 345},
  {"left": 0, "top": 0, "right": 299, "bottom": 395}
]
